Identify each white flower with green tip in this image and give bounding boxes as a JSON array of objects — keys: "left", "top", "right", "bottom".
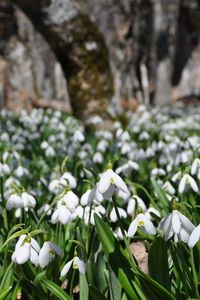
[
  {"left": 178, "top": 174, "right": 198, "bottom": 193},
  {"left": 39, "top": 241, "right": 64, "bottom": 268},
  {"left": 127, "top": 213, "right": 156, "bottom": 237},
  {"left": 61, "top": 257, "right": 86, "bottom": 277}
]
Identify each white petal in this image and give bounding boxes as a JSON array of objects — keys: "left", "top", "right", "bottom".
[
  {"left": 61, "top": 259, "right": 73, "bottom": 277},
  {"left": 39, "top": 243, "right": 50, "bottom": 268},
  {"left": 127, "top": 199, "right": 136, "bottom": 216},
  {"left": 188, "top": 225, "right": 200, "bottom": 248},
  {"left": 80, "top": 190, "right": 91, "bottom": 206},
  {"left": 30, "top": 248, "right": 39, "bottom": 266},
  {"left": 179, "top": 176, "right": 186, "bottom": 193},
  {"left": 112, "top": 172, "right": 129, "bottom": 194},
  {"left": 59, "top": 207, "right": 71, "bottom": 224},
  {"left": 76, "top": 257, "right": 86, "bottom": 274},
  {"left": 179, "top": 228, "right": 190, "bottom": 243},
  {"left": 143, "top": 216, "right": 156, "bottom": 235},
  {"left": 127, "top": 218, "right": 138, "bottom": 237},
  {"left": 51, "top": 209, "right": 59, "bottom": 224},
  {"left": 172, "top": 210, "right": 181, "bottom": 234},
  {"left": 98, "top": 171, "right": 111, "bottom": 194},
  {"left": 16, "top": 243, "right": 31, "bottom": 264},
  {"left": 179, "top": 213, "right": 195, "bottom": 232},
  {"left": 161, "top": 214, "right": 173, "bottom": 240},
  {"left": 31, "top": 238, "right": 40, "bottom": 253},
  {"left": 188, "top": 176, "right": 198, "bottom": 193}
]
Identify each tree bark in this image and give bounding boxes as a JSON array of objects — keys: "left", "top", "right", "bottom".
[{"left": 13, "top": 0, "right": 113, "bottom": 121}]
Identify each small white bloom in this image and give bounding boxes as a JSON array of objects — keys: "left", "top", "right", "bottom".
[
  {"left": 49, "top": 179, "right": 60, "bottom": 194},
  {"left": 162, "top": 181, "right": 175, "bottom": 195},
  {"left": 127, "top": 196, "right": 147, "bottom": 216},
  {"left": 188, "top": 224, "right": 200, "bottom": 248},
  {"left": 110, "top": 207, "right": 127, "bottom": 223},
  {"left": 6, "top": 194, "right": 24, "bottom": 210},
  {"left": 39, "top": 241, "right": 64, "bottom": 268},
  {"left": 61, "top": 257, "right": 86, "bottom": 276},
  {"left": 60, "top": 172, "right": 77, "bottom": 189},
  {"left": 159, "top": 210, "right": 195, "bottom": 242},
  {"left": 12, "top": 234, "right": 40, "bottom": 266},
  {"left": 21, "top": 192, "right": 36, "bottom": 208},
  {"left": 62, "top": 191, "right": 79, "bottom": 212},
  {"left": 98, "top": 168, "right": 129, "bottom": 199},
  {"left": 191, "top": 158, "right": 200, "bottom": 176},
  {"left": 51, "top": 201, "right": 72, "bottom": 225},
  {"left": 73, "top": 130, "right": 85, "bottom": 142},
  {"left": 127, "top": 213, "right": 156, "bottom": 237},
  {"left": 178, "top": 174, "right": 198, "bottom": 193}
]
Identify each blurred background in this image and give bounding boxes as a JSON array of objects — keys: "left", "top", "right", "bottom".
[{"left": 0, "top": 0, "right": 200, "bottom": 122}]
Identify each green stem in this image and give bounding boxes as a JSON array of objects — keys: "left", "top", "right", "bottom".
[
  {"left": 190, "top": 248, "right": 199, "bottom": 297},
  {"left": 0, "top": 177, "right": 8, "bottom": 231},
  {"left": 112, "top": 197, "right": 136, "bottom": 269},
  {"left": 70, "top": 269, "right": 76, "bottom": 299},
  {"left": 85, "top": 202, "right": 93, "bottom": 255}
]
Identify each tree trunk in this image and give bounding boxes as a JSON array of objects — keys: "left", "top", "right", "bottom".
[{"left": 13, "top": 0, "right": 113, "bottom": 121}]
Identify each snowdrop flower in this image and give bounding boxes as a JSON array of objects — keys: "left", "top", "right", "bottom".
[
  {"left": 188, "top": 224, "right": 200, "bottom": 248},
  {"left": 21, "top": 192, "right": 36, "bottom": 208},
  {"left": 60, "top": 172, "right": 77, "bottom": 189},
  {"left": 0, "top": 163, "right": 10, "bottom": 177},
  {"left": 14, "top": 166, "right": 29, "bottom": 177},
  {"left": 191, "top": 158, "right": 200, "bottom": 176},
  {"left": 110, "top": 207, "right": 127, "bottom": 223},
  {"left": 51, "top": 201, "right": 72, "bottom": 225},
  {"left": 62, "top": 190, "right": 79, "bottom": 212},
  {"left": 159, "top": 210, "right": 195, "bottom": 242},
  {"left": 98, "top": 167, "right": 129, "bottom": 200},
  {"left": 127, "top": 196, "right": 147, "bottom": 216},
  {"left": 45, "top": 146, "right": 55, "bottom": 157},
  {"left": 96, "top": 140, "right": 108, "bottom": 152},
  {"left": 61, "top": 256, "right": 86, "bottom": 277},
  {"left": 114, "top": 227, "right": 127, "bottom": 240},
  {"left": 116, "top": 161, "right": 139, "bottom": 176},
  {"left": 39, "top": 241, "right": 64, "bottom": 268},
  {"left": 12, "top": 234, "right": 40, "bottom": 266},
  {"left": 6, "top": 193, "right": 24, "bottom": 210},
  {"left": 93, "top": 152, "right": 103, "bottom": 164},
  {"left": 151, "top": 168, "right": 166, "bottom": 177},
  {"left": 171, "top": 171, "right": 182, "bottom": 183},
  {"left": 49, "top": 179, "right": 60, "bottom": 194},
  {"left": 73, "top": 130, "right": 85, "bottom": 142},
  {"left": 127, "top": 213, "right": 156, "bottom": 237},
  {"left": 162, "top": 181, "right": 175, "bottom": 195},
  {"left": 178, "top": 174, "right": 198, "bottom": 193},
  {"left": 41, "top": 141, "right": 49, "bottom": 149}
]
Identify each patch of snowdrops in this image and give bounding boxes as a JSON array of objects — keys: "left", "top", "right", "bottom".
[{"left": 0, "top": 104, "right": 200, "bottom": 299}]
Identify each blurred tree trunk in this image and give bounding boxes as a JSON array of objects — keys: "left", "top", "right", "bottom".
[{"left": 12, "top": 0, "right": 113, "bottom": 121}]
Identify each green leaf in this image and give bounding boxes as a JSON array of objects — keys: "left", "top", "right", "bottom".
[
  {"left": 94, "top": 213, "right": 145, "bottom": 300},
  {"left": 80, "top": 274, "right": 89, "bottom": 300},
  {"left": 11, "top": 281, "right": 20, "bottom": 300},
  {"left": 108, "top": 265, "right": 121, "bottom": 300},
  {"left": 89, "top": 285, "right": 107, "bottom": 300},
  {"left": 148, "top": 236, "right": 170, "bottom": 290},
  {"left": 151, "top": 179, "right": 169, "bottom": 212},
  {"left": 0, "top": 286, "right": 12, "bottom": 300},
  {"left": 0, "top": 262, "right": 14, "bottom": 290},
  {"left": 41, "top": 279, "right": 70, "bottom": 300}
]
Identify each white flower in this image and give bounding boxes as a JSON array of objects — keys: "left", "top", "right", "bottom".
[
  {"left": 93, "top": 152, "right": 103, "bottom": 164},
  {"left": 127, "top": 213, "right": 156, "bottom": 237},
  {"left": 12, "top": 234, "right": 40, "bottom": 266},
  {"left": 188, "top": 224, "right": 200, "bottom": 248},
  {"left": 45, "top": 146, "right": 55, "bottom": 157},
  {"left": 191, "top": 158, "right": 200, "bottom": 176},
  {"left": 145, "top": 207, "right": 161, "bottom": 220},
  {"left": 51, "top": 201, "right": 72, "bottom": 225},
  {"left": 98, "top": 168, "right": 129, "bottom": 199},
  {"left": 39, "top": 241, "right": 64, "bottom": 268},
  {"left": 73, "top": 130, "right": 85, "bottom": 142},
  {"left": 49, "top": 179, "right": 60, "bottom": 194},
  {"left": 61, "top": 257, "right": 86, "bottom": 276},
  {"left": 159, "top": 210, "right": 195, "bottom": 242},
  {"left": 127, "top": 196, "right": 147, "bottom": 216},
  {"left": 162, "top": 181, "right": 175, "bottom": 195},
  {"left": 171, "top": 171, "right": 182, "bottom": 183},
  {"left": 110, "top": 207, "right": 127, "bottom": 223},
  {"left": 62, "top": 191, "right": 79, "bottom": 212},
  {"left": 21, "top": 192, "right": 36, "bottom": 208},
  {"left": 6, "top": 194, "right": 24, "bottom": 210},
  {"left": 14, "top": 166, "right": 29, "bottom": 177},
  {"left": 60, "top": 172, "right": 77, "bottom": 189},
  {"left": 0, "top": 163, "right": 10, "bottom": 177},
  {"left": 178, "top": 174, "right": 198, "bottom": 193}
]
